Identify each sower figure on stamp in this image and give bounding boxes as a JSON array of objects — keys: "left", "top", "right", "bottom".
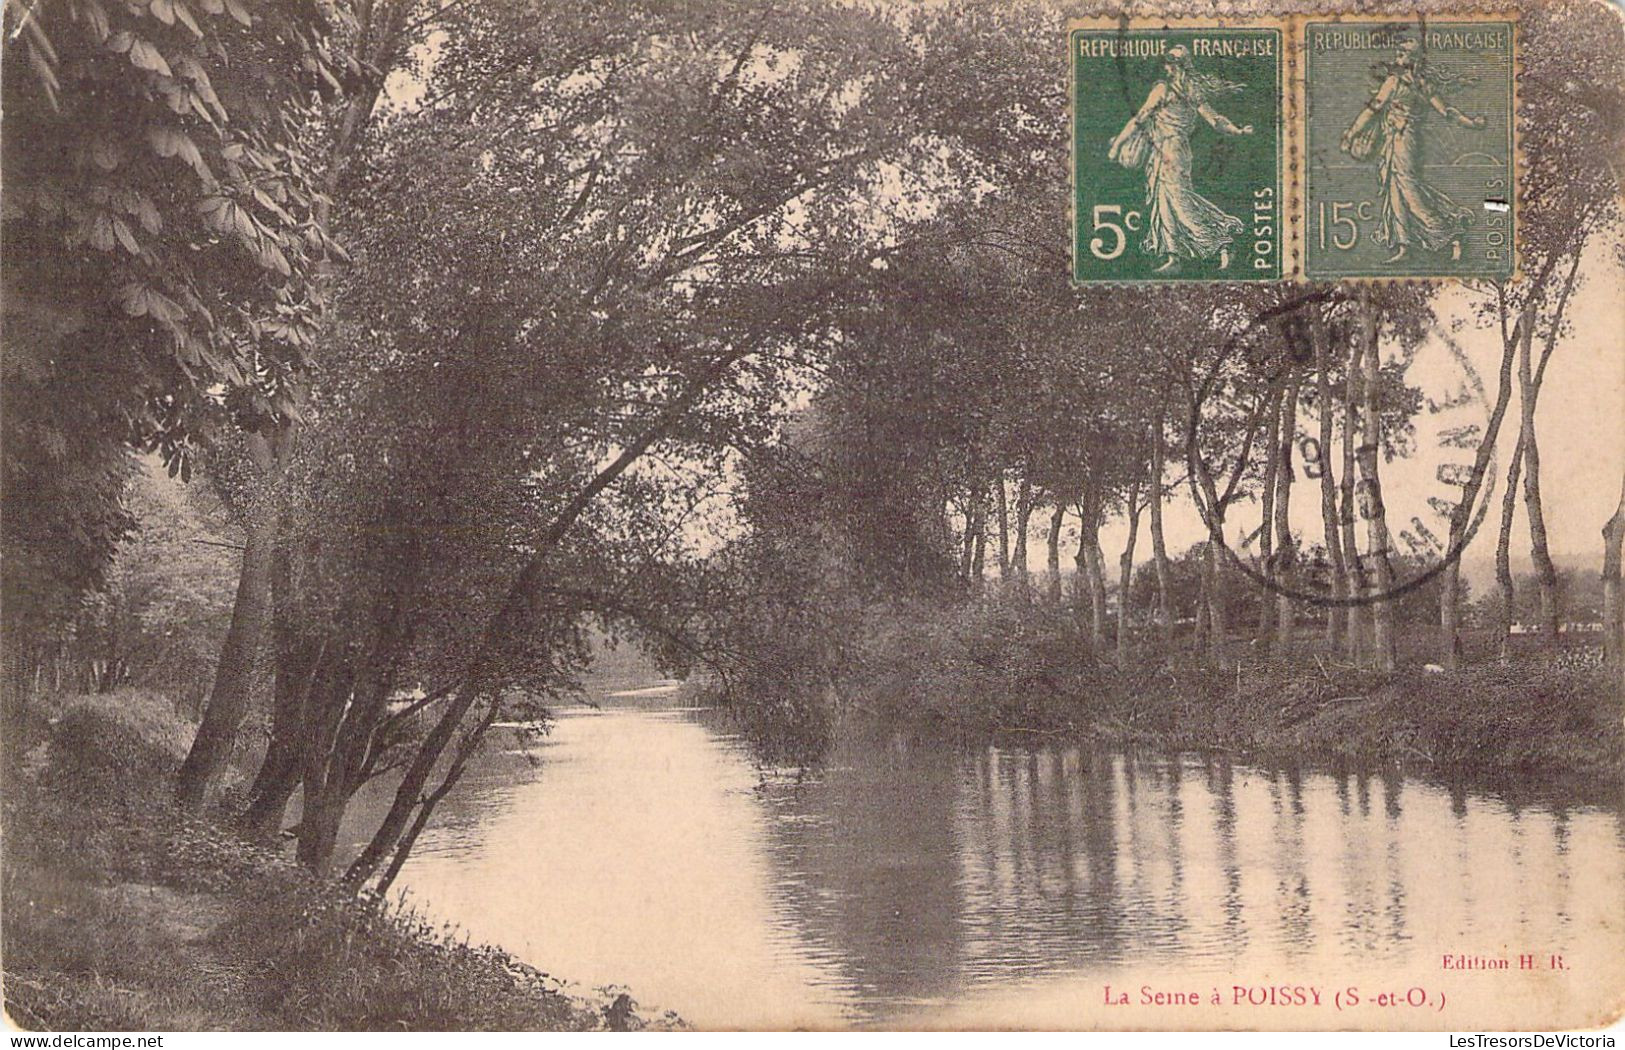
[
  {"left": 1108, "top": 46, "right": 1254, "bottom": 273},
  {"left": 1340, "top": 38, "right": 1486, "bottom": 264}
]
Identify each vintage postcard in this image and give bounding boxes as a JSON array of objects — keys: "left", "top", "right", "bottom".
[{"left": 1, "top": 0, "right": 1622, "bottom": 1038}]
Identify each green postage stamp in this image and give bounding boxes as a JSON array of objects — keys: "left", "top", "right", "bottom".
[
  {"left": 1068, "top": 15, "right": 1519, "bottom": 283},
  {"left": 1070, "top": 20, "right": 1286, "bottom": 283},
  {"left": 1302, "top": 16, "right": 1518, "bottom": 280}
]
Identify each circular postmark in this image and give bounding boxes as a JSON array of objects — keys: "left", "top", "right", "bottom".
[{"left": 1183, "top": 288, "right": 1500, "bottom": 608}]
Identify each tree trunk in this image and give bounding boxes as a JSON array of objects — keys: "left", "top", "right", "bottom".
[
  {"left": 238, "top": 519, "right": 316, "bottom": 839},
  {"left": 1149, "top": 419, "right": 1174, "bottom": 650},
  {"left": 1087, "top": 539, "right": 1108, "bottom": 651},
  {"left": 1518, "top": 317, "right": 1561, "bottom": 643},
  {"left": 1311, "top": 312, "right": 1349, "bottom": 650},
  {"left": 1117, "top": 475, "right": 1143, "bottom": 667},
  {"left": 296, "top": 786, "right": 347, "bottom": 877},
  {"left": 1340, "top": 332, "right": 1365, "bottom": 664},
  {"left": 1073, "top": 518, "right": 1092, "bottom": 639},
  {"left": 1046, "top": 504, "right": 1065, "bottom": 604},
  {"left": 174, "top": 432, "right": 278, "bottom": 811},
  {"left": 239, "top": 638, "right": 321, "bottom": 840},
  {"left": 1275, "top": 379, "right": 1299, "bottom": 651},
  {"left": 1254, "top": 386, "right": 1280, "bottom": 653},
  {"left": 1438, "top": 464, "right": 1466, "bottom": 670},
  {"left": 1011, "top": 476, "right": 1033, "bottom": 585},
  {"left": 1439, "top": 562, "right": 1465, "bottom": 670},
  {"left": 1195, "top": 548, "right": 1212, "bottom": 652},
  {"left": 240, "top": 734, "right": 304, "bottom": 841},
  {"left": 971, "top": 493, "right": 987, "bottom": 587},
  {"left": 1204, "top": 539, "right": 1226, "bottom": 666},
  {"left": 995, "top": 475, "right": 1010, "bottom": 577},
  {"left": 1078, "top": 501, "right": 1108, "bottom": 653},
  {"left": 1602, "top": 469, "right": 1625, "bottom": 673},
  {"left": 1495, "top": 429, "right": 1526, "bottom": 664},
  {"left": 1187, "top": 413, "right": 1238, "bottom": 668},
  {"left": 1357, "top": 298, "right": 1397, "bottom": 672},
  {"left": 1256, "top": 387, "right": 1281, "bottom": 653},
  {"left": 959, "top": 489, "right": 980, "bottom": 581},
  {"left": 293, "top": 655, "right": 357, "bottom": 877}
]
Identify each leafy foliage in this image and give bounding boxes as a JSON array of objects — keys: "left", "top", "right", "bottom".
[
  {"left": 73, "top": 459, "right": 241, "bottom": 703},
  {"left": 1, "top": 0, "right": 346, "bottom": 676},
  {"left": 221, "top": 0, "right": 947, "bottom": 872},
  {"left": 3, "top": 0, "right": 345, "bottom": 441}
]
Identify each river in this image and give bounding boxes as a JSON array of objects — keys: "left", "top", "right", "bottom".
[{"left": 340, "top": 683, "right": 1625, "bottom": 1030}]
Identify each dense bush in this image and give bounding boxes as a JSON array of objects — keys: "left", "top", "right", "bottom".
[
  {"left": 234, "top": 885, "right": 603, "bottom": 1030},
  {"left": 46, "top": 690, "right": 196, "bottom": 808},
  {"left": 841, "top": 592, "right": 1161, "bottom": 737},
  {"left": 1379, "top": 665, "right": 1623, "bottom": 772}
]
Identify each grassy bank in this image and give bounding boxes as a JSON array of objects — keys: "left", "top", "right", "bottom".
[
  {"left": 833, "top": 598, "right": 1624, "bottom": 789},
  {"left": 1, "top": 690, "right": 679, "bottom": 1031}
]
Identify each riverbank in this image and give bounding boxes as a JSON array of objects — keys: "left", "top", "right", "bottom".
[
  {"left": 732, "top": 598, "right": 1625, "bottom": 792},
  {"left": 1, "top": 690, "right": 679, "bottom": 1031},
  {"left": 886, "top": 659, "right": 1620, "bottom": 784}
]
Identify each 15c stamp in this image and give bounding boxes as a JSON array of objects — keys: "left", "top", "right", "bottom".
[
  {"left": 1302, "top": 15, "right": 1518, "bottom": 281},
  {"left": 1070, "top": 19, "right": 1286, "bottom": 283}
]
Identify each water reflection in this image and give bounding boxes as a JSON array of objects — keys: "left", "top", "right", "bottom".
[{"left": 345, "top": 694, "right": 1625, "bottom": 1029}]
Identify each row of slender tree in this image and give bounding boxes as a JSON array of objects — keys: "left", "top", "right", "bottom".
[
  {"left": 708, "top": 0, "right": 1625, "bottom": 682},
  {"left": 925, "top": 273, "right": 1613, "bottom": 672}
]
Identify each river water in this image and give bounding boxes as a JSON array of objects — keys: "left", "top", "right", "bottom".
[{"left": 341, "top": 684, "right": 1625, "bottom": 1030}]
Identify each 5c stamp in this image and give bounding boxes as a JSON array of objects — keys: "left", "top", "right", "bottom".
[{"left": 1070, "top": 19, "right": 1286, "bottom": 283}]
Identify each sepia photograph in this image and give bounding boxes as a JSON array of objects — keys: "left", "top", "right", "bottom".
[{"left": 1, "top": 0, "right": 1622, "bottom": 1035}]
